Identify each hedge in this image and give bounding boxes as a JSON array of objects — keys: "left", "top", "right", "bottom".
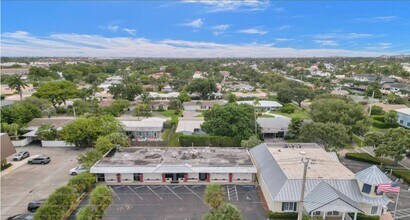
[
  {"left": 266, "top": 212, "right": 311, "bottom": 220},
  {"left": 345, "top": 153, "right": 393, "bottom": 166},
  {"left": 179, "top": 135, "right": 240, "bottom": 147},
  {"left": 392, "top": 170, "right": 410, "bottom": 185},
  {"left": 349, "top": 213, "right": 380, "bottom": 220}
]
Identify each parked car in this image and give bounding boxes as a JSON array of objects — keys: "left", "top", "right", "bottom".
[
  {"left": 6, "top": 214, "right": 34, "bottom": 220},
  {"left": 28, "top": 156, "right": 50, "bottom": 165},
  {"left": 12, "top": 151, "right": 30, "bottom": 161},
  {"left": 69, "top": 166, "right": 86, "bottom": 175},
  {"left": 27, "top": 199, "right": 46, "bottom": 212}
]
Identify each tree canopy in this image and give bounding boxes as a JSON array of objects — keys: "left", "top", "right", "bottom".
[
  {"left": 186, "top": 79, "right": 217, "bottom": 100},
  {"left": 300, "top": 122, "right": 350, "bottom": 149},
  {"left": 34, "top": 80, "right": 79, "bottom": 109}
]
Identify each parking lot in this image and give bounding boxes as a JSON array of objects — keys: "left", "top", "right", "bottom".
[
  {"left": 71, "top": 184, "right": 266, "bottom": 220},
  {"left": 1, "top": 145, "right": 82, "bottom": 219},
  {"left": 342, "top": 158, "right": 410, "bottom": 219}
]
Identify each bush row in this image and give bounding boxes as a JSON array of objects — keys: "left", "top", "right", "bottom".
[
  {"left": 350, "top": 213, "right": 380, "bottom": 220},
  {"left": 179, "top": 135, "right": 240, "bottom": 147},
  {"left": 34, "top": 173, "right": 95, "bottom": 220},
  {"left": 266, "top": 212, "right": 311, "bottom": 220},
  {"left": 392, "top": 170, "right": 410, "bottom": 185},
  {"left": 345, "top": 153, "right": 393, "bottom": 166}
]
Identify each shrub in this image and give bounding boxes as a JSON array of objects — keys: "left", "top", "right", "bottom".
[
  {"left": 392, "top": 170, "right": 410, "bottom": 185},
  {"left": 34, "top": 185, "right": 77, "bottom": 220},
  {"left": 370, "top": 106, "right": 384, "bottom": 115},
  {"left": 280, "top": 105, "right": 295, "bottom": 114},
  {"left": 68, "top": 172, "right": 96, "bottom": 194},
  {"left": 349, "top": 213, "right": 380, "bottom": 220},
  {"left": 345, "top": 153, "right": 393, "bottom": 166},
  {"left": 179, "top": 135, "right": 240, "bottom": 147},
  {"left": 266, "top": 212, "right": 311, "bottom": 220}
]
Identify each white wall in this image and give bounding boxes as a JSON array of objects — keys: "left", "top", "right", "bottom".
[
  {"left": 210, "top": 173, "right": 229, "bottom": 182},
  {"left": 232, "top": 173, "right": 253, "bottom": 182},
  {"left": 41, "top": 140, "right": 75, "bottom": 147},
  {"left": 11, "top": 138, "right": 32, "bottom": 147},
  {"left": 105, "top": 173, "right": 117, "bottom": 182},
  {"left": 143, "top": 173, "right": 162, "bottom": 182},
  {"left": 121, "top": 173, "right": 133, "bottom": 182}
]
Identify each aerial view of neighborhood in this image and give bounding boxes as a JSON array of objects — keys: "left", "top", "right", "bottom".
[{"left": 1, "top": 1, "right": 410, "bottom": 220}]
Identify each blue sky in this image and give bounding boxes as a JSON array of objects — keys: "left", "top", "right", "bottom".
[{"left": 2, "top": 0, "right": 410, "bottom": 57}]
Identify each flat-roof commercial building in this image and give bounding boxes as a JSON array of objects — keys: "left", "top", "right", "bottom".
[
  {"left": 250, "top": 143, "right": 390, "bottom": 219},
  {"left": 90, "top": 147, "right": 256, "bottom": 184}
]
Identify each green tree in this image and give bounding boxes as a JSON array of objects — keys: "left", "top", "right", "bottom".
[
  {"left": 8, "top": 74, "right": 29, "bottom": 101},
  {"left": 107, "top": 132, "right": 131, "bottom": 147},
  {"left": 227, "top": 93, "right": 238, "bottom": 103},
  {"left": 204, "top": 203, "right": 242, "bottom": 220},
  {"left": 364, "top": 132, "right": 384, "bottom": 148},
  {"left": 36, "top": 124, "right": 58, "bottom": 140},
  {"left": 292, "top": 87, "right": 313, "bottom": 107},
  {"left": 178, "top": 90, "right": 191, "bottom": 103},
  {"left": 384, "top": 111, "right": 398, "bottom": 126},
  {"left": 374, "top": 128, "right": 410, "bottom": 165},
  {"left": 94, "top": 136, "right": 115, "bottom": 154},
  {"left": 102, "top": 99, "right": 130, "bottom": 117},
  {"left": 310, "top": 98, "right": 369, "bottom": 136},
  {"left": 133, "top": 103, "right": 152, "bottom": 117},
  {"left": 289, "top": 117, "right": 304, "bottom": 136},
  {"left": 90, "top": 185, "right": 113, "bottom": 219},
  {"left": 34, "top": 80, "right": 79, "bottom": 110},
  {"left": 370, "top": 106, "right": 384, "bottom": 115},
  {"left": 61, "top": 115, "right": 123, "bottom": 148},
  {"left": 108, "top": 83, "right": 142, "bottom": 101},
  {"left": 0, "top": 102, "right": 42, "bottom": 124},
  {"left": 201, "top": 103, "right": 260, "bottom": 141},
  {"left": 76, "top": 206, "right": 93, "bottom": 220},
  {"left": 204, "top": 184, "right": 226, "bottom": 209},
  {"left": 186, "top": 79, "right": 217, "bottom": 100},
  {"left": 29, "top": 66, "right": 59, "bottom": 82},
  {"left": 240, "top": 135, "right": 262, "bottom": 148},
  {"left": 300, "top": 122, "right": 350, "bottom": 150},
  {"left": 78, "top": 149, "right": 103, "bottom": 169},
  {"left": 277, "top": 88, "right": 293, "bottom": 104},
  {"left": 1, "top": 123, "right": 22, "bottom": 140},
  {"left": 68, "top": 172, "right": 96, "bottom": 194}
]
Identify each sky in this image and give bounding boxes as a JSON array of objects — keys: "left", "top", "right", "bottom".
[{"left": 1, "top": 0, "right": 410, "bottom": 57}]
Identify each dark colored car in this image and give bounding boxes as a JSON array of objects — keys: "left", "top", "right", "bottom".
[
  {"left": 13, "top": 151, "right": 30, "bottom": 161},
  {"left": 6, "top": 214, "right": 34, "bottom": 220},
  {"left": 28, "top": 156, "right": 51, "bottom": 165},
  {"left": 27, "top": 199, "right": 46, "bottom": 212}
]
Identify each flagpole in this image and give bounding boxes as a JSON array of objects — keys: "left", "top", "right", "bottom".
[{"left": 393, "top": 182, "right": 400, "bottom": 220}]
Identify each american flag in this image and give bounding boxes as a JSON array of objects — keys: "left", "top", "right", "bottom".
[{"left": 377, "top": 181, "right": 401, "bottom": 193}]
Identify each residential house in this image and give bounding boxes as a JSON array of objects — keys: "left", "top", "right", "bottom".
[
  {"left": 175, "top": 119, "right": 205, "bottom": 135},
  {"left": 23, "top": 117, "right": 75, "bottom": 146},
  {"left": 220, "top": 71, "right": 230, "bottom": 80},
  {"left": 147, "top": 92, "right": 179, "bottom": 100},
  {"left": 257, "top": 117, "right": 291, "bottom": 139},
  {"left": 250, "top": 143, "right": 390, "bottom": 219},
  {"left": 119, "top": 117, "right": 167, "bottom": 140},
  {"left": 396, "top": 108, "right": 410, "bottom": 129},
  {"left": 237, "top": 100, "right": 283, "bottom": 111},
  {"left": 90, "top": 147, "right": 256, "bottom": 184},
  {"left": 381, "top": 83, "right": 410, "bottom": 94},
  {"left": 182, "top": 100, "right": 226, "bottom": 111},
  {"left": 1, "top": 133, "right": 16, "bottom": 166},
  {"left": 193, "top": 71, "right": 205, "bottom": 79},
  {"left": 353, "top": 74, "right": 378, "bottom": 82},
  {"left": 149, "top": 72, "right": 170, "bottom": 80},
  {"left": 162, "top": 85, "right": 173, "bottom": 92},
  {"left": 228, "top": 83, "right": 255, "bottom": 92},
  {"left": 150, "top": 100, "right": 170, "bottom": 111}
]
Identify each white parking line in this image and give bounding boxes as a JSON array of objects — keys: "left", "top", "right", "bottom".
[
  {"left": 396, "top": 214, "right": 410, "bottom": 219},
  {"left": 184, "top": 185, "right": 205, "bottom": 202},
  {"left": 109, "top": 186, "right": 121, "bottom": 200},
  {"left": 165, "top": 185, "right": 182, "bottom": 200},
  {"left": 133, "top": 186, "right": 145, "bottom": 190},
  {"left": 226, "top": 186, "right": 231, "bottom": 200},
  {"left": 127, "top": 186, "right": 143, "bottom": 200},
  {"left": 147, "top": 186, "right": 163, "bottom": 200}
]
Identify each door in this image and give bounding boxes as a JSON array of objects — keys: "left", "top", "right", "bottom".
[
  {"left": 199, "top": 173, "right": 207, "bottom": 181},
  {"left": 116, "top": 174, "right": 121, "bottom": 183}
]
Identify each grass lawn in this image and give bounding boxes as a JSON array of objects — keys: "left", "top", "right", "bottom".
[
  {"left": 157, "top": 110, "right": 178, "bottom": 117},
  {"left": 195, "top": 113, "right": 203, "bottom": 117},
  {"left": 270, "top": 109, "right": 310, "bottom": 119},
  {"left": 259, "top": 114, "right": 275, "bottom": 118},
  {"left": 168, "top": 132, "right": 182, "bottom": 146},
  {"left": 161, "top": 128, "right": 171, "bottom": 141}
]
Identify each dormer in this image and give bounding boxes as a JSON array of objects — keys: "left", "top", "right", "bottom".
[{"left": 355, "top": 165, "right": 392, "bottom": 197}]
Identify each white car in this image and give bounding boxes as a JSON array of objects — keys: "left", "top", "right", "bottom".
[{"left": 69, "top": 166, "right": 86, "bottom": 175}]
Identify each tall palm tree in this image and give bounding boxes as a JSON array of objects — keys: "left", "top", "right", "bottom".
[{"left": 8, "top": 74, "right": 29, "bottom": 101}]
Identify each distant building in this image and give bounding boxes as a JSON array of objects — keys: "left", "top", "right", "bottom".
[
  {"left": 353, "top": 74, "right": 378, "bottom": 82},
  {"left": 237, "top": 100, "right": 283, "bottom": 111},
  {"left": 150, "top": 100, "right": 169, "bottom": 111},
  {"left": 119, "top": 117, "right": 167, "bottom": 140},
  {"left": 193, "top": 71, "right": 205, "bottom": 79},
  {"left": 147, "top": 92, "right": 179, "bottom": 100},
  {"left": 182, "top": 100, "right": 226, "bottom": 111},
  {"left": 175, "top": 118, "right": 204, "bottom": 135},
  {"left": 257, "top": 117, "right": 291, "bottom": 139},
  {"left": 250, "top": 143, "right": 390, "bottom": 218},
  {"left": 162, "top": 84, "right": 173, "bottom": 92},
  {"left": 396, "top": 108, "right": 410, "bottom": 129},
  {"left": 228, "top": 83, "right": 254, "bottom": 92},
  {"left": 90, "top": 147, "right": 256, "bottom": 184},
  {"left": 1, "top": 133, "right": 16, "bottom": 166}
]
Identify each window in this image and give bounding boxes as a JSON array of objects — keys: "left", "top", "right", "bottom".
[
  {"left": 326, "top": 211, "right": 340, "bottom": 216},
  {"left": 374, "top": 186, "right": 383, "bottom": 195},
  {"left": 362, "top": 183, "right": 372, "bottom": 194},
  {"left": 281, "top": 202, "right": 297, "bottom": 212},
  {"left": 371, "top": 206, "right": 378, "bottom": 215},
  {"left": 400, "top": 120, "right": 404, "bottom": 124},
  {"left": 312, "top": 211, "right": 321, "bottom": 216},
  {"left": 407, "top": 122, "right": 410, "bottom": 126}
]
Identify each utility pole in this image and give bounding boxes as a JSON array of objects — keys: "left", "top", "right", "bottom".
[
  {"left": 297, "top": 158, "right": 310, "bottom": 220},
  {"left": 368, "top": 90, "right": 375, "bottom": 116}
]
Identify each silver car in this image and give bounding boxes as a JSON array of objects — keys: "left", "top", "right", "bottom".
[
  {"left": 13, "top": 151, "right": 30, "bottom": 161},
  {"left": 69, "top": 166, "right": 86, "bottom": 175}
]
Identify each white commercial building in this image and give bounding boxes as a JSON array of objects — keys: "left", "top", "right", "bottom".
[{"left": 90, "top": 147, "right": 256, "bottom": 184}]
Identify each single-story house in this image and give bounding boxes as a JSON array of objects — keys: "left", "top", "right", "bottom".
[
  {"left": 150, "top": 100, "right": 170, "bottom": 111},
  {"left": 119, "top": 117, "right": 167, "bottom": 140},
  {"left": 182, "top": 100, "right": 226, "bottom": 111},
  {"left": 237, "top": 100, "right": 283, "bottom": 111},
  {"left": 257, "top": 117, "right": 291, "bottom": 139},
  {"left": 228, "top": 83, "right": 255, "bottom": 92},
  {"left": 147, "top": 92, "right": 179, "bottom": 100},
  {"left": 162, "top": 85, "right": 173, "bottom": 92},
  {"left": 1, "top": 133, "right": 16, "bottom": 166},
  {"left": 396, "top": 108, "right": 410, "bottom": 129},
  {"left": 353, "top": 74, "right": 378, "bottom": 82},
  {"left": 90, "top": 147, "right": 256, "bottom": 184},
  {"left": 175, "top": 119, "right": 205, "bottom": 135},
  {"left": 250, "top": 143, "right": 390, "bottom": 219}
]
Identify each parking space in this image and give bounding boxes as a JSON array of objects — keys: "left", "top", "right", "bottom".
[
  {"left": 1, "top": 145, "right": 82, "bottom": 219},
  {"left": 71, "top": 184, "right": 266, "bottom": 220}
]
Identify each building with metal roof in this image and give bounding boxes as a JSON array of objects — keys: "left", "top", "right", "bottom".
[
  {"left": 118, "top": 117, "right": 167, "bottom": 140},
  {"left": 257, "top": 117, "right": 291, "bottom": 139},
  {"left": 90, "top": 147, "right": 256, "bottom": 184},
  {"left": 396, "top": 108, "right": 410, "bottom": 129},
  {"left": 237, "top": 100, "right": 283, "bottom": 111},
  {"left": 250, "top": 143, "right": 391, "bottom": 219}
]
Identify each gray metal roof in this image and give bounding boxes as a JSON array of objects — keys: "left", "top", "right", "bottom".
[
  {"left": 355, "top": 165, "right": 392, "bottom": 185},
  {"left": 304, "top": 181, "right": 363, "bottom": 213},
  {"left": 257, "top": 117, "right": 291, "bottom": 133}
]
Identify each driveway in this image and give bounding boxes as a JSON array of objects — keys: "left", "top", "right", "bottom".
[{"left": 1, "top": 145, "right": 83, "bottom": 219}]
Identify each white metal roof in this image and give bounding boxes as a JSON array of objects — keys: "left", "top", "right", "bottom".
[
  {"left": 355, "top": 165, "right": 392, "bottom": 185},
  {"left": 237, "top": 100, "right": 283, "bottom": 108},
  {"left": 396, "top": 108, "right": 410, "bottom": 115},
  {"left": 176, "top": 119, "right": 204, "bottom": 133}
]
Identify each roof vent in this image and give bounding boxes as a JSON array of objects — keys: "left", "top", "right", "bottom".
[{"left": 300, "top": 151, "right": 307, "bottom": 155}]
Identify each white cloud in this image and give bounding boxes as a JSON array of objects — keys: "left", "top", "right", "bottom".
[
  {"left": 238, "top": 28, "right": 267, "bottom": 35},
  {"left": 1, "top": 31, "right": 393, "bottom": 57},
  {"left": 354, "top": 16, "right": 397, "bottom": 22},
  {"left": 275, "top": 38, "right": 293, "bottom": 42},
  {"left": 277, "top": 25, "right": 290, "bottom": 31},
  {"left": 314, "top": 33, "right": 374, "bottom": 39},
  {"left": 366, "top": 43, "right": 392, "bottom": 50},
  {"left": 211, "top": 24, "right": 230, "bottom": 31},
  {"left": 181, "top": 18, "right": 203, "bottom": 28},
  {"left": 123, "top": 28, "right": 137, "bottom": 36},
  {"left": 314, "top": 40, "right": 339, "bottom": 46},
  {"left": 104, "top": 25, "right": 119, "bottom": 32},
  {"left": 182, "top": 0, "right": 270, "bottom": 12}
]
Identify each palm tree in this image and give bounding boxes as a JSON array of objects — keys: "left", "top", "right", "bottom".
[
  {"left": 8, "top": 74, "right": 29, "bottom": 101},
  {"left": 204, "top": 184, "right": 226, "bottom": 209}
]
